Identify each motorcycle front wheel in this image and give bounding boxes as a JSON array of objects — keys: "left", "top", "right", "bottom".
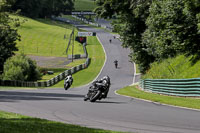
[
  {"left": 64, "top": 83, "right": 69, "bottom": 90},
  {"left": 84, "top": 94, "right": 89, "bottom": 101},
  {"left": 90, "top": 90, "right": 101, "bottom": 102}
]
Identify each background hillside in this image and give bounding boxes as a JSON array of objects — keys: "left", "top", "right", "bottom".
[
  {"left": 15, "top": 15, "right": 84, "bottom": 57},
  {"left": 73, "top": 0, "right": 97, "bottom": 11}
]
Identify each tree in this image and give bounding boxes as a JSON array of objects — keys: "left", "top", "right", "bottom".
[
  {"left": 0, "top": 0, "right": 20, "bottom": 73},
  {"left": 3, "top": 54, "right": 41, "bottom": 81},
  {"left": 95, "top": 0, "right": 200, "bottom": 73},
  {"left": 7, "top": 0, "right": 74, "bottom": 18},
  {"left": 7, "top": 0, "right": 42, "bottom": 18},
  {"left": 95, "top": 0, "right": 154, "bottom": 73},
  {"left": 142, "top": 0, "right": 200, "bottom": 61}
]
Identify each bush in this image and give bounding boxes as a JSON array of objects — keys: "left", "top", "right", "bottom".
[
  {"left": 3, "top": 54, "right": 42, "bottom": 81},
  {"left": 142, "top": 0, "right": 200, "bottom": 61}
]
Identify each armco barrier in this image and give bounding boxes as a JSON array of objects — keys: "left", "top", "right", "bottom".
[
  {"left": 0, "top": 57, "right": 90, "bottom": 87},
  {"left": 71, "top": 15, "right": 113, "bottom": 31},
  {"left": 0, "top": 43, "right": 90, "bottom": 87},
  {"left": 139, "top": 78, "right": 200, "bottom": 97}
]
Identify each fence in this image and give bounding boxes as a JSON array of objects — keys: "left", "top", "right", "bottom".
[
  {"left": 139, "top": 78, "right": 200, "bottom": 97},
  {"left": 67, "top": 43, "right": 88, "bottom": 59},
  {"left": 52, "top": 17, "right": 88, "bottom": 59},
  {"left": 0, "top": 58, "right": 90, "bottom": 87},
  {"left": 0, "top": 35, "right": 90, "bottom": 87}
]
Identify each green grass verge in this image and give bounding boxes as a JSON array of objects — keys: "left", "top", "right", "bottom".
[
  {"left": 40, "top": 68, "right": 68, "bottom": 81},
  {"left": 14, "top": 15, "right": 84, "bottom": 57},
  {"left": 117, "top": 86, "right": 200, "bottom": 109},
  {"left": 0, "top": 111, "right": 124, "bottom": 133},
  {"left": 142, "top": 54, "right": 200, "bottom": 79},
  {"left": 74, "top": 0, "right": 97, "bottom": 11},
  {"left": 51, "top": 36, "right": 105, "bottom": 88},
  {"left": 66, "top": 59, "right": 86, "bottom": 68},
  {"left": 39, "top": 59, "right": 86, "bottom": 82}
]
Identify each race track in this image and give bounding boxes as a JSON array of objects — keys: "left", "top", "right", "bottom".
[{"left": 0, "top": 26, "right": 200, "bottom": 133}]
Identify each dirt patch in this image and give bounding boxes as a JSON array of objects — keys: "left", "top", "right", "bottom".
[{"left": 28, "top": 55, "right": 71, "bottom": 68}]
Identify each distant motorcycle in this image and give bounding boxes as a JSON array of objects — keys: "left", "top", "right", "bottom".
[
  {"left": 114, "top": 60, "right": 118, "bottom": 69},
  {"left": 84, "top": 76, "right": 110, "bottom": 102},
  {"left": 64, "top": 75, "right": 73, "bottom": 90}
]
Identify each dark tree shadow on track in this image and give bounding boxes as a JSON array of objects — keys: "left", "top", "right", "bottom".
[
  {"left": 95, "top": 100, "right": 127, "bottom": 104},
  {"left": 0, "top": 91, "right": 84, "bottom": 102}
]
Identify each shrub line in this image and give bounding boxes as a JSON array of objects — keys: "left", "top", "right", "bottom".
[{"left": 0, "top": 45, "right": 90, "bottom": 87}]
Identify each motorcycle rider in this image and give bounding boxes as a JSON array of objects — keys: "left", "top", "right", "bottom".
[
  {"left": 96, "top": 76, "right": 110, "bottom": 98},
  {"left": 109, "top": 39, "right": 112, "bottom": 43},
  {"left": 84, "top": 76, "right": 110, "bottom": 101},
  {"left": 114, "top": 60, "right": 118, "bottom": 68},
  {"left": 64, "top": 75, "right": 73, "bottom": 90}
]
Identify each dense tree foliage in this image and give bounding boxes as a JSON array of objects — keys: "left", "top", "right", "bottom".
[
  {"left": 143, "top": 0, "right": 200, "bottom": 60},
  {"left": 95, "top": 0, "right": 200, "bottom": 73},
  {"left": 0, "top": 0, "right": 20, "bottom": 73},
  {"left": 95, "top": 0, "right": 154, "bottom": 73},
  {"left": 7, "top": 0, "right": 74, "bottom": 18},
  {"left": 3, "top": 54, "right": 41, "bottom": 81}
]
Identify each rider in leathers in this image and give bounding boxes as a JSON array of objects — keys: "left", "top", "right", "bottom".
[
  {"left": 64, "top": 75, "right": 73, "bottom": 90},
  {"left": 96, "top": 76, "right": 110, "bottom": 98}
]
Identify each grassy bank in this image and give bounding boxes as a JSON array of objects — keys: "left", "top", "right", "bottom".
[
  {"left": 0, "top": 111, "right": 124, "bottom": 133},
  {"left": 117, "top": 86, "right": 200, "bottom": 110},
  {"left": 142, "top": 55, "right": 200, "bottom": 79},
  {"left": 15, "top": 15, "right": 84, "bottom": 57}
]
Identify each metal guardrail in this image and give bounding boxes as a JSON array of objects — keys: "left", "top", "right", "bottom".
[
  {"left": 71, "top": 15, "right": 113, "bottom": 32},
  {"left": 139, "top": 78, "right": 200, "bottom": 96},
  {"left": 0, "top": 58, "right": 90, "bottom": 87},
  {"left": 0, "top": 40, "right": 90, "bottom": 88}
]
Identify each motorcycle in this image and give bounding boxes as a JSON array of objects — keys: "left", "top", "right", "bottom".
[
  {"left": 114, "top": 60, "right": 118, "bottom": 69},
  {"left": 84, "top": 76, "right": 110, "bottom": 102},
  {"left": 64, "top": 75, "right": 73, "bottom": 90}
]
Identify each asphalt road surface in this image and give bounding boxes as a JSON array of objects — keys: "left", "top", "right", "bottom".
[{"left": 0, "top": 26, "right": 200, "bottom": 133}]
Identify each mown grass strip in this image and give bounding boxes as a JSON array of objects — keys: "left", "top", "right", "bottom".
[
  {"left": 0, "top": 111, "right": 125, "bottom": 133},
  {"left": 117, "top": 86, "right": 200, "bottom": 110},
  {"left": 74, "top": 0, "right": 97, "bottom": 11},
  {"left": 39, "top": 59, "right": 86, "bottom": 82},
  {"left": 14, "top": 15, "right": 84, "bottom": 57}
]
